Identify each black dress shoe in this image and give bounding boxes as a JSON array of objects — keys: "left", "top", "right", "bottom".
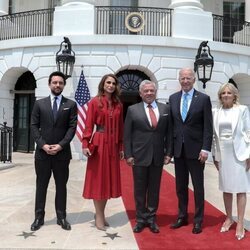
[
  {"left": 133, "top": 222, "right": 146, "bottom": 233},
  {"left": 57, "top": 218, "right": 71, "bottom": 230},
  {"left": 170, "top": 218, "right": 188, "bottom": 229},
  {"left": 148, "top": 222, "right": 160, "bottom": 233},
  {"left": 30, "top": 218, "right": 44, "bottom": 231},
  {"left": 192, "top": 223, "right": 202, "bottom": 234}
]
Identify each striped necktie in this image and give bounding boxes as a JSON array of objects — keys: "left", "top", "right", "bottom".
[{"left": 181, "top": 93, "right": 188, "bottom": 121}]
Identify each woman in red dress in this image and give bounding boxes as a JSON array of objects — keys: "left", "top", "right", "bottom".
[{"left": 82, "top": 74, "right": 124, "bottom": 231}]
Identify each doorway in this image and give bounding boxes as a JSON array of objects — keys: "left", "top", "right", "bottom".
[
  {"left": 13, "top": 71, "right": 36, "bottom": 152},
  {"left": 116, "top": 69, "right": 150, "bottom": 119}
]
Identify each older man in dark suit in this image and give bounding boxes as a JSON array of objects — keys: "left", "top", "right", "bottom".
[
  {"left": 169, "top": 68, "right": 213, "bottom": 234},
  {"left": 30, "top": 71, "right": 77, "bottom": 231},
  {"left": 124, "top": 80, "right": 172, "bottom": 233}
]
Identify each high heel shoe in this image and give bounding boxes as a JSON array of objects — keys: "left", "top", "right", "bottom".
[
  {"left": 94, "top": 214, "right": 109, "bottom": 227},
  {"left": 235, "top": 229, "right": 245, "bottom": 240},
  {"left": 95, "top": 223, "right": 106, "bottom": 231},
  {"left": 220, "top": 220, "right": 234, "bottom": 232},
  {"left": 94, "top": 215, "right": 107, "bottom": 231}
]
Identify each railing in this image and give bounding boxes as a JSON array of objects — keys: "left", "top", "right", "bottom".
[
  {"left": 0, "top": 122, "right": 12, "bottom": 163},
  {"left": 213, "top": 14, "right": 223, "bottom": 42},
  {"left": 0, "top": 7, "right": 250, "bottom": 47},
  {"left": 212, "top": 14, "right": 250, "bottom": 46},
  {"left": 233, "top": 21, "right": 250, "bottom": 46},
  {"left": 96, "top": 6, "right": 172, "bottom": 37},
  {"left": 0, "top": 8, "right": 54, "bottom": 41}
]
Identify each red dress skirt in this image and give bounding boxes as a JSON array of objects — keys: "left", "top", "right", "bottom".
[{"left": 82, "top": 96, "right": 123, "bottom": 200}]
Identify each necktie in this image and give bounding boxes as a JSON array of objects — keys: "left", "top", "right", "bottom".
[
  {"left": 148, "top": 104, "right": 158, "bottom": 128},
  {"left": 53, "top": 96, "right": 58, "bottom": 120},
  {"left": 181, "top": 93, "right": 188, "bottom": 121}
]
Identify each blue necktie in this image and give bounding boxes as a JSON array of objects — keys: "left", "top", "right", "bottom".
[
  {"left": 181, "top": 93, "right": 188, "bottom": 121},
  {"left": 53, "top": 96, "right": 58, "bottom": 120}
]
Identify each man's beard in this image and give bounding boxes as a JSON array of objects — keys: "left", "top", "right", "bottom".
[{"left": 51, "top": 89, "right": 62, "bottom": 96}]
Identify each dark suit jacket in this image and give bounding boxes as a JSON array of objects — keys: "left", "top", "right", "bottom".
[
  {"left": 124, "top": 101, "right": 172, "bottom": 167},
  {"left": 30, "top": 96, "right": 77, "bottom": 160},
  {"left": 169, "top": 89, "right": 213, "bottom": 159}
]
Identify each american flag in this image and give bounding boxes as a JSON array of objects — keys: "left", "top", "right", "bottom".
[{"left": 75, "top": 70, "right": 91, "bottom": 141}]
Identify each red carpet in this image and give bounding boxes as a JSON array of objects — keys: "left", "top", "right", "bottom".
[{"left": 120, "top": 161, "right": 250, "bottom": 250}]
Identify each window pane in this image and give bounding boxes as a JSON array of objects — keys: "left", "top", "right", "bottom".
[{"left": 223, "top": 1, "right": 245, "bottom": 43}]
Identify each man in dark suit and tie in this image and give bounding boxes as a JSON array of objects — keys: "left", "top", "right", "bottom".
[
  {"left": 124, "top": 80, "right": 172, "bottom": 233},
  {"left": 169, "top": 68, "right": 213, "bottom": 234},
  {"left": 30, "top": 71, "right": 77, "bottom": 231}
]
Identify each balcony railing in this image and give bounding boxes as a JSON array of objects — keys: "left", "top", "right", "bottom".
[
  {"left": 96, "top": 6, "right": 172, "bottom": 37},
  {"left": 0, "top": 8, "right": 54, "bottom": 41},
  {"left": 233, "top": 21, "right": 250, "bottom": 46},
  {"left": 213, "top": 14, "right": 250, "bottom": 46},
  {"left": 213, "top": 14, "right": 223, "bottom": 42},
  {"left": 0, "top": 7, "right": 250, "bottom": 47}
]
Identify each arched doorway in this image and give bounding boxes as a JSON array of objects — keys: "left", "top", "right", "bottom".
[
  {"left": 229, "top": 73, "right": 250, "bottom": 109},
  {"left": 13, "top": 71, "right": 36, "bottom": 152},
  {"left": 116, "top": 69, "right": 150, "bottom": 119}
]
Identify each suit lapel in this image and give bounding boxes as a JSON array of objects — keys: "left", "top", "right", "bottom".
[
  {"left": 44, "top": 96, "right": 54, "bottom": 121},
  {"left": 58, "top": 96, "right": 65, "bottom": 113},
  {"left": 175, "top": 91, "right": 182, "bottom": 121},
  {"left": 231, "top": 106, "right": 240, "bottom": 134},
  {"left": 186, "top": 89, "right": 199, "bottom": 121},
  {"left": 157, "top": 102, "right": 166, "bottom": 125},
  {"left": 157, "top": 102, "right": 163, "bottom": 116},
  {"left": 139, "top": 102, "right": 151, "bottom": 127},
  {"left": 213, "top": 107, "right": 220, "bottom": 137}
]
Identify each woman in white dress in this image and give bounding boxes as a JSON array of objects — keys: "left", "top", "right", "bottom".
[{"left": 212, "top": 83, "right": 250, "bottom": 240}]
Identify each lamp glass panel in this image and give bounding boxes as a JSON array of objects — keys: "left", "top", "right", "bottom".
[{"left": 197, "top": 65, "right": 211, "bottom": 81}]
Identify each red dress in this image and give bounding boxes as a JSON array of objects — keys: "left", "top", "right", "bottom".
[{"left": 82, "top": 95, "right": 123, "bottom": 200}]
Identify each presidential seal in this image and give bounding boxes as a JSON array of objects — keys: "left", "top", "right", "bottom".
[{"left": 125, "top": 12, "right": 145, "bottom": 33}]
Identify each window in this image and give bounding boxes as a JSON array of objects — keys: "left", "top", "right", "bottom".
[{"left": 223, "top": 1, "right": 245, "bottom": 43}]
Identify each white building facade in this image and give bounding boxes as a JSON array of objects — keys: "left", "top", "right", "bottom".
[{"left": 0, "top": 0, "right": 249, "bottom": 158}]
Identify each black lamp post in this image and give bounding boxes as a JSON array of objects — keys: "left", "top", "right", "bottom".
[
  {"left": 194, "top": 41, "right": 214, "bottom": 89},
  {"left": 56, "top": 37, "right": 75, "bottom": 79}
]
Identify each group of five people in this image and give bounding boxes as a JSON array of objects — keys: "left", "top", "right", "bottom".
[{"left": 30, "top": 68, "right": 250, "bottom": 241}]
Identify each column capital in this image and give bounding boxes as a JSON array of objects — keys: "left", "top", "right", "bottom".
[
  {"left": 61, "top": 0, "right": 95, "bottom": 6},
  {"left": 169, "top": 0, "right": 203, "bottom": 10},
  {"left": 0, "top": 0, "right": 8, "bottom": 16},
  {"left": 245, "top": 0, "right": 250, "bottom": 22}
]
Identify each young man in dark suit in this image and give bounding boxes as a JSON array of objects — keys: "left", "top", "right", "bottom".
[
  {"left": 30, "top": 71, "right": 77, "bottom": 231},
  {"left": 169, "top": 68, "right": 213, "bottom": 234},
  {"left": 124, "top": 80, "right": 172, "bottom": 233}
]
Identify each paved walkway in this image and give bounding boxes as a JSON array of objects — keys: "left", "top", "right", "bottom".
[
  {"left": 0, "top": 153, "right": 249, "bottom": 249},
  {"left": 0, "top": 153, "right": 137, "bottom": 250}
]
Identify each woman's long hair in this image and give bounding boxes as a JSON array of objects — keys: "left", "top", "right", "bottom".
[{"left": 97, "top": 74, "right": 121, "bottom": 100}]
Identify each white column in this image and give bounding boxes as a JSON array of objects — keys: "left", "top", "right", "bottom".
[
  {"left": 169, "top": 0, "right": 213, "bottom": 40},
  {"left": 0, "top": 0, "right": 8, "bottom": 16},
  {"left": 245, "top": 0, "right": 250, "bottom": 22},
  {"left": 53, "top": 1, "right": 95, "bottom": 35},
  {"left": 169, "top": 0, "right": 203, "bottom": 10}
]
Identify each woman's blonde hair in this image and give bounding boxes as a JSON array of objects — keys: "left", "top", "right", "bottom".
[{"left": 218, "top": 82, "right": 240, "bottom": 106}]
